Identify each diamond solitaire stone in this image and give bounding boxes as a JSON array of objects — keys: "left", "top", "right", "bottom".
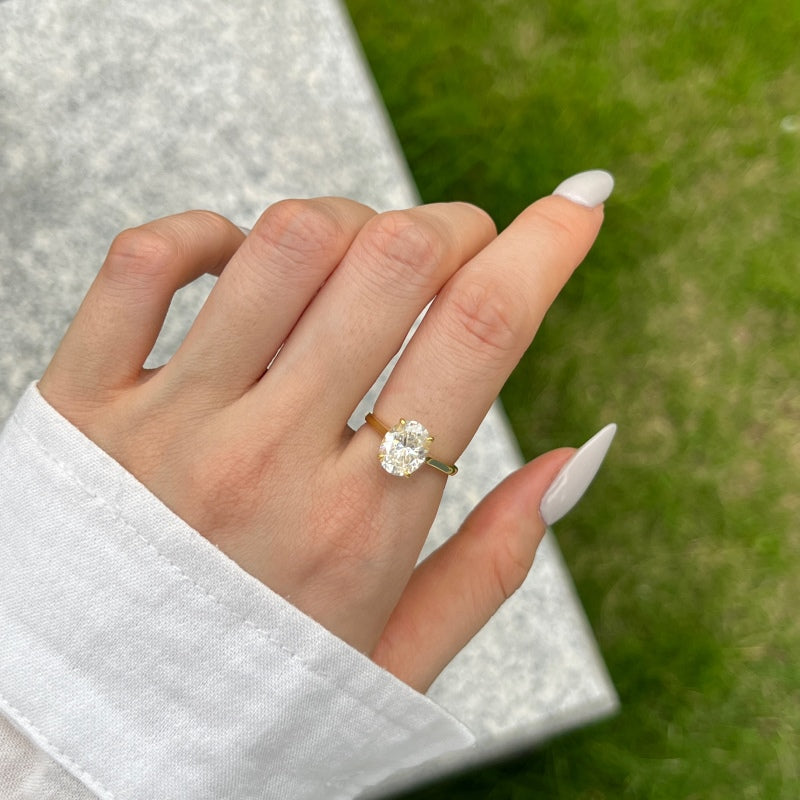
[{"left": 378, "top": 419, "right": 432, "bottom": 477}]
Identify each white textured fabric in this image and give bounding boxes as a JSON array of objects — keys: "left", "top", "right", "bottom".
[{"left": 0, "top": 384, "right": 474, "bottom": 800}]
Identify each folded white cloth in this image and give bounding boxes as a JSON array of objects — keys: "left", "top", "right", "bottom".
[{"left": 0, "top": 384, "right": 474, "bottom": 800}]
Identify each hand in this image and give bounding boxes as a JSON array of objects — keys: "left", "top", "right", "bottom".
[{"left": 39, "top": 172, "right": 609, "bottom": 692}]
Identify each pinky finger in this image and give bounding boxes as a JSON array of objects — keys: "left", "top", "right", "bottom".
[
  {"left": 371, "top": 424, "right": 616, "bottom": 692},
  {"left": 371, "top": 450, "right": 570, "bottom": 692}
]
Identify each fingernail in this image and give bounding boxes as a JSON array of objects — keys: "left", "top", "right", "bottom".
[
  {"left": 552, "top": 170, "right": 614, "bottom": 208},
  {"left": 237, "top": 225, "right": 251, "bottom": 236},
  {"left": 540, "top": 423, "right": 617, "bottom": 526}
]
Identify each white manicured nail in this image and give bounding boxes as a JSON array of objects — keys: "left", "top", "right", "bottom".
[
  {"left": 540, "top": 423, "right": 617, "bottom": 526},
  {"left": 552, "top": 170, "right": 614, "bottom": 208}
]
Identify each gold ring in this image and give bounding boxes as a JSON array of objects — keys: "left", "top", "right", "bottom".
[{"left": 365, "top": 413, "right": 458, "bottom": 477}]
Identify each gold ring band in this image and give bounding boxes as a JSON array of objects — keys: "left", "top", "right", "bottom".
[{"left": 366, "top": 413, "right": 458, "bottom": 477}]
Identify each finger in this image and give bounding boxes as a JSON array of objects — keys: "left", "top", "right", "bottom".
[
  {"left": 370, "top": 448, "right": 573, "bottom": 692},
  {"left": 261, "top": 202, "right": 497, "bottom": 423},
  {"left": 366, "top": 174, "right": 612, "bottom": 470},
  {"left": 41, "top": 211, "right": 245, "bottom": 397},
  {"left": 169, "top": 197, "right": 377, "bottom": 400}
]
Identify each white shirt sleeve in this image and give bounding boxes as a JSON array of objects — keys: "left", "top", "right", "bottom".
[{"left": 0, "top": 384, "right": 475, "bottom": 800}]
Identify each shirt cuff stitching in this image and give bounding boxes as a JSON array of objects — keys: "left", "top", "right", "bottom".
[
  {"left": 10, "top": 410, "right": 425, "bottom": 736},
  {"left": 0, "top": 693, "right": 115, "bottom": 800}
]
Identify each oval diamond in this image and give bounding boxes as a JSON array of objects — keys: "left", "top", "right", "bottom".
[{"left": 378, "top": 419, "right": 431, "bottom": 477}]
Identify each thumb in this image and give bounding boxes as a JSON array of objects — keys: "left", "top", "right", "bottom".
[{"left": 371, "top": 424, "right": 616, "bottom": 692}]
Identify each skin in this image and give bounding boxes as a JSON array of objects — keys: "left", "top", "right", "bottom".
[{"left": 38, "top": 192, "right": 604, "bottom": 692}]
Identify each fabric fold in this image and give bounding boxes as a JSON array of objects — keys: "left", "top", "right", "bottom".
[{"left": 0, "top": 383, "right": 474, "bottom": 800}]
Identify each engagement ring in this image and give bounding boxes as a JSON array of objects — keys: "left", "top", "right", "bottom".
[{"left": 365, "top": 414, "right": 458, "bottom": 477}]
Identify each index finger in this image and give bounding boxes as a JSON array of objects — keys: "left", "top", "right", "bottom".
[
  {"left": 41, "top": 211, "right": 245, "bottom": 398},
  {"left": 365, "top": 170, "right": 613, "bottom": 469}
]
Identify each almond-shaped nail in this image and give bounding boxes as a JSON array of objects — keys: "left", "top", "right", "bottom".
[
  {"left": 552, "top": 170, "right": 614, "bottom": 208},
  {"left": 540, "top": 423, "right": 617, "bottom": 526}
]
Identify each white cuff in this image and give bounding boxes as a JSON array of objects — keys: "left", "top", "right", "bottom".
[{"left": 0, "top": 384, "right": 474, "bottom": 800}]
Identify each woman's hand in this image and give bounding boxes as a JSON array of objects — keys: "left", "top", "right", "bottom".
[{"left": 39, "top": 171, "right": 611, "bottom": 692}]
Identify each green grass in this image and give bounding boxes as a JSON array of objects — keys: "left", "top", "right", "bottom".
[{"left": 345, "top": 1, "right": 800, "bottom": 797}]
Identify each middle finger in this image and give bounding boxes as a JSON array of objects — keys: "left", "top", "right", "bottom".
[{"left": 262, "top": 202, "right": 497, "bottom": 423}]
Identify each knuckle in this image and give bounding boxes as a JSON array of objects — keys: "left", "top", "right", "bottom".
[
  {"left": 360, "top": 211, "right": 446, "bottom": 287},
  {"left": 103, "top": 227, "right": 180, "bottom": 288},
  {"left": 187, "top": 208, "right": 232, "bottom": 236},
  {"left": 529, "top": 204, "right": 581, "bottom": 253},
  {"left": 441, "top": 278, "right": 522, "bottom": 361},
  {"left": 252, "top": 198, "right": 344, "bottom": 262},
  {"left": 490, "top": 535, "right": 533, "bottom": 603}
]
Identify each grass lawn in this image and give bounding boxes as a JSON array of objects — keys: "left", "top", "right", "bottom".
[{"left": 345, "top": 1, "right": 800, "bottom": 797}]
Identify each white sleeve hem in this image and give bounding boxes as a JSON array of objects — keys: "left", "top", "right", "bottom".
[{"left": 0, "top": 384, "right": 474, "bottom": 800}]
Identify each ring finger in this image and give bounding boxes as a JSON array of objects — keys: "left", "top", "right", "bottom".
[{"left": 357, "top": 176, "right": 611, "bottom": 481}]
